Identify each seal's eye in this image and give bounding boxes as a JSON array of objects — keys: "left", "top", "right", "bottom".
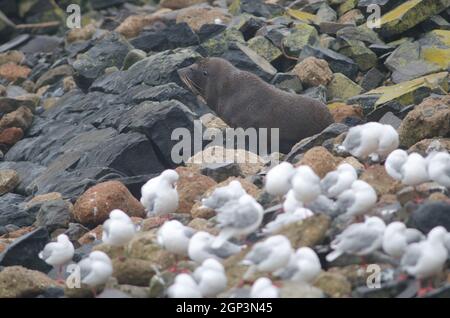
[{"left": 203, "top": 71, "right": 208, "bottom": 76}]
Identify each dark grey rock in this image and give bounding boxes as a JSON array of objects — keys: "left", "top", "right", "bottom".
[
  {"left": 0, "top": 34, "right": 30, "bottom": 53},
  {"left": 232, "top": 0, "right": 284, "bottom": 18},
  {"left": 319, "top": 22, "right": 353, "bottom": 35},
  {"left": 34, "top": 200, "right": 72, "bottom": 232},
  {"left": 221, "top": 42, "right": 277, "bottom": 82},
  {"left": 117, "top": 100, "right": 198, "bottom": 166},
  {"left": 378, "top": 112, "right": 402, "bottom": 129},
  {"left": 407, "top": 201, "right": 450, "bottom": 233},
  {"left": 270, "top": 73, "right": 303, "bottom": 94},
  {"left": 0, "top": 193, "right": 32, "bottom": 227},
  {"left": 360, "top": 67, "right": 385, "bottom": 91},
  {"left": 232, "top": 14, "right": 266, "bottom": 40},
  {"left": 197, "top": 23, "right": 227, "bottom": 42},
  {"left": 19, "top": 35, "right": 63, "bottom": 55},
  {"left": 36, "top": 286, "right": 65, "bottom": 298},
  {"left": 353, "top": 278, "right": 412, "bottom": 298},
  {"left": 71, "top": 32, "right": 132, "bottom": 90},
  {"left": 300, "top": 45, "right": 359, "bottom": 80},
  {"left": 200, "top": 162, "right": 243, "bottom": 183},
  {"left": 0, "top": 161, "right": 46, "bottom": 195},
  {"left": 347, "top": 94, "right": 381, "bottom": 114},
  {"left": 130, "top": 22, "right": 198, "bottom": 53},
  {"left": 90, "top": 0, "right": 124, "bottom": 10},
  {"left": 0, "top": 227, "right": 51, "bottom": 272},
  {"left": 285, "top": 123, "right": 349, "bottom": 162},
  {"left": 316, "top": 3, "right": 337, "bottom": 23},
  {"left": 63, "top": 223, "right": 90, "bottom": 246},
  {"left": 302, "top": 85, "right": 327, "bottom": 104}
]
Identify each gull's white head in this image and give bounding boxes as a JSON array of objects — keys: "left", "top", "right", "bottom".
[
  {"left": 428, "top": 226, "right": 448, "bottom": 242},
  {"left": 89, "top": 251, "right": 112, "bottom": 265},
  {"left": 161, "top": 169, "right": 179, "bottom": 185}
]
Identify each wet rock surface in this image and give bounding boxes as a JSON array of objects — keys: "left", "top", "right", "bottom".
[{"left": 0, "top": 0, "right": 449, "bottom": 299}]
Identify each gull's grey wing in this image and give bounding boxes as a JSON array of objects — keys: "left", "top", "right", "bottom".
[
  {"left": 206, "top": 241, "right": 241, "bottom": 259},
  {"left": 401, "top": 243, "right": 422, "bottom": 268},
  {"left": 39, "top": 243, "right": 54, "bottom": 260},
  {"left": 343, "top": 129, "right": 362, "bottom": 152},
  {"left": 320, "top": 172, "right": 338, "bottom": 194},
  {"left": 404, "top": 228, "right": 425, "bottom": 244},
  {"left": 78, "top": 258, "right": 92, "bottom": 280},
  {"left": 217, "top": 200, "right": 259, "bottom": 229},
  {"left": 444, "top": 234, "right": 450, "bottom": 259},
  {"left": 244, "top": 244, "right": 272, "bottom": 265},
  {"left": 202, "top": 187, "right": 230, "bottom": 209},
  {"left": 335, "top": 227, "right": 380, "bottom": 254},
  {"left": 335, "top": 191, "right": 355, "bottom": 214},
  {"left": 183, "top": 226, "right": 196, "bottom": 239}
]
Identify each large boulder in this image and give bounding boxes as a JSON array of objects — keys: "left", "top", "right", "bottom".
[{"left": 73, "top": 181, "right": 146, "bottom": 227}]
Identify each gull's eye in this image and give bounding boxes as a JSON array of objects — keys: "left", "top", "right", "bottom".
[{"left": 203, "top": 71, "right": 208, "bottom": 76}]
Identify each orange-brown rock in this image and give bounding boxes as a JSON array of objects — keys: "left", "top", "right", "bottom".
[
  {"left": 73, "top": 181, "right": 145, "bottom": 226},
  {"left": 297, "top": 146, "right": 340, "bottom": 178},
  {"left": 0, "top": 62, "right": 31, "bottom": 82},
  {"left": 0, "top": 127, "right": 23, "bottom": 147},
  {"left": 175, "top": 166, "right": 217, "bottom": 213},
  {"left": 328, "top": 102, "right": 363, "bottom": 123}
]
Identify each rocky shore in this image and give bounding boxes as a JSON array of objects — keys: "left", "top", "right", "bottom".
[{"left": 0, "top": 0, "right": 449, "bottom": 298}]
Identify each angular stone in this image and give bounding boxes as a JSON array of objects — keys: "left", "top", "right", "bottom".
[
  {"left": 365, "top": 72, "right": 448, "bottom": 108},
  {"left": 72, "top": 32, "right": 132, "bottom": 90},
  {"left": 398, "top": 95, "right": 450, "bottom": 147},
  {"left": 34, "top": 200, "right": 73, "bottom": 232},
  {"left": 0, "top": 169, "right": 19, "bottom": 195},
  {"left": 247, "top": 36, "right": 282, "bottom": 63},
  {"left": 379, "top": 0, "right": 450, "bottom": 38},
  {"left": 0, "top": 227, "right": 51, "bottom": 272},
  {"left": 327, "top": 73, "right": 363, "bottom": 102},
  {"left": 282, "top": 23, "right": 319, "bottom": 56},
  {"left": 293, "top": 57, "right": 333, "bottom": 87},
  {"left": 300, "top": 45, "right": 359, "bottom": 80}
]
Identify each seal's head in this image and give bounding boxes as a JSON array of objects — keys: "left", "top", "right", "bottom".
[{"left": 177, "top": 58, "right": 234, "bottom": 111}]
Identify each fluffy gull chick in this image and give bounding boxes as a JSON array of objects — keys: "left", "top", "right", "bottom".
[
  {"left": 212, "top": 194, "right": 264, "bottom": 248},
  {"left": 401, "top": 226, "right": 448, "bottom": 296},
  {"left": 385, "top": 150, "right": 429, "bottom": 186},
  {"left": 167, "top": 273, "right": 202, "bottom": 298},
  {"left": 321, "top": 163, "right": 358, "bottom": 199},
  {"left": 335, "top": 180, "right": 377, "bottom": 218},
  {"left": 243, "top": 235, "right": 293, "bottom": 279},
  {"left": 373, "top": 124, "right": 399, "bottom": 161},
  {"left": 265, "top": 162, "right": 296, "bottom": 197},
  {"left": 263, "top": 208, "right": 313, "bottom": 234},
  {"left": 140, "top": 169, "right": 179, "bottom": 217},
  {"left": 340, "top": 122, "right": 384, "bottom": 160},
  {"left": 193, "top": 259, "right": 227, "bottom": 297},
  {"left": 157, "top": 220, "right": 195, "bottom": 256},
  {"left": 382, "top": 221, "right": 425, "bottom": 258},
  {"left": 78, "top": 251, "right": 113, "bottom": 291},
  {"left": 283, "top": 189, "right": 303, "bottom": 213},
  {"left": 102, "top": 209, "right": 136, "bottom": 247},
  {"left": 291, "top": 165, "right": 321, "bottom": 204},
  {"left": 326, "top": 216, "right": 386, "bottom": 262},
  {"left": 426, "top": 152, "right": 450, "bottom": 188},
  {"left": 39, "top": 234, "right": 74, "bottom": 280},
  {"left": 202, "top": 180, "right": 246, "bottom": 210},
  {"left": 250, "top": 277, "right": 279, "bottom": 298},
  {"left": 188, "top": 231, "right": 242, "bottom": 263},
  {"left": 275, "top": 247, "right": 321, "bottom": 284}
]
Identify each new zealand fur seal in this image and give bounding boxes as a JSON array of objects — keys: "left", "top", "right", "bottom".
[{"left": 178, "top": 57, "right": 334, "bottom": 153}]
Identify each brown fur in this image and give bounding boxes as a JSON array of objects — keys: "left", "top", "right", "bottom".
[{"left": 178, "top": 57, "right": 334, "bottom": 153}]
